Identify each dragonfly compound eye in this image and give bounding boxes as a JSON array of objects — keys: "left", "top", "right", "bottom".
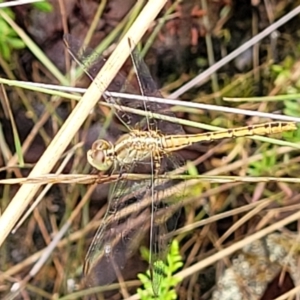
[
  {"left": 87, "top": 140, "right": 114, "bottom": 171},
  {"left": 92, "top": 139, "right": 111, "bottom": 151}
]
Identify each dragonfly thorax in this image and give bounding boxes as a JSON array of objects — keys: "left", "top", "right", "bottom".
[
  {"left": 87, "top": 130, "right": 165, "bottom": 172},
  {"left": 113, "top": 130, "right": 164, "bottom": 165}
]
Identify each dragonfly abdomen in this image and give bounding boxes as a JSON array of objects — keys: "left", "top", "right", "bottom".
[{"left": 161, "top": 121, "right": 297, "bottom": 152}]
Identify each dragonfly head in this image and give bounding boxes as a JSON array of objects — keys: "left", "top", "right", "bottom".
[{"left": 87, "top": 139, "right": 114, "bottom": 171}]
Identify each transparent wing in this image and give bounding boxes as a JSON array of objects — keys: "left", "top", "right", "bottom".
[
  {"left": 64, "top": 34, "right": 152, "bottom": 128},
  {"left": 130, "top": 43, "right": 186, "bottom": 136},
  {"left": 147, "top": 154, "right": 184, "bottom": 295},
  {"left": 83, "top": 168, "right": 152, "bottom": 287}
]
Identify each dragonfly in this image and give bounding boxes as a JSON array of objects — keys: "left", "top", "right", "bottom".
[{"left": 64, "top": 34, "right": 297, "bottom": 295}]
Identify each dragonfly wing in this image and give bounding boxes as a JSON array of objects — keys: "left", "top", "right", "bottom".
[
  {"left": 129, "top": 44, "right": 186, "bottom": 135},
  {"left": 148, "top": 155, "right": 184, "bottom": 294},
  {"left": 64, "top": 34, "right": 105, "bottom": 81},
  {"left": 83, "top": 172, "right": 153, "bottom": 287},
  {"left": 64, "top": 34, "right": 150, "bottom": 127}
]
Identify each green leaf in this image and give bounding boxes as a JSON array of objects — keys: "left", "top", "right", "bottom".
[
  {"left": 7, "top": 37, "right": 25, "bottom": 49},
  {"left": 33, "top": 1, "right": 53, "bottom": 12},
  {"left": 186, "top": 161, "right": 198, "bottom": 176},
  {"left": 0, "top": 42, "right": 10, "bottom": 60},
  {"left": 0, "top": 18, "right": 11, "bottom": 35}
]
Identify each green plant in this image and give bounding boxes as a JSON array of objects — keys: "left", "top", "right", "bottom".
[
  {"left": 0, "top": 0, "right": 52, "bottom": 61},
  {"left": 247, "top": 148, "right": 277, "bottom": 176},
  {"left": 32, "top": 1, "right": 52, "bottom": 12},
  {"left": 0, "top": 5, "right": 24, "bottom": 60},
  {"left": 137, "top": 240, "right": 183, "bottom": 300}
]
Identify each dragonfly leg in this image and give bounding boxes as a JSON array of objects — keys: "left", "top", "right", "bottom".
[
  {"left": 148, "top": 151, "right": 163, "bottom": 286},
  {"left": 117, "top": 165, "right": 126, "bottom": 179}
]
